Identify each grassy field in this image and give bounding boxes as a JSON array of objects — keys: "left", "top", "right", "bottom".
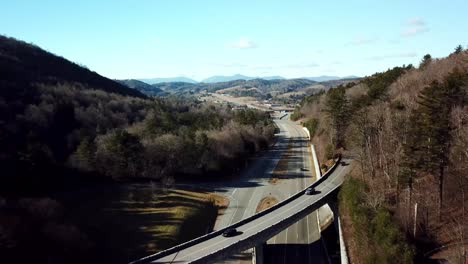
[{"left": 60, "top": 184, "right": 228, "bottom": 263}]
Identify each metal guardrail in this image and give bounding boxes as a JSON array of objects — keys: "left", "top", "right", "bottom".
[{"left": 130, "top": 156, "right": 342, "bottom": 264}]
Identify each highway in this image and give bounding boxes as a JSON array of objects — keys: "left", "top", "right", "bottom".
[
  {"left": 265, "top": 120, "right": 323, "bottom": 264},
  {"left": 213, "top": 117, "right": 322, "bottom": 264},
  {"left": 132, "top": 116, "right": 351, "bottom": 264}
]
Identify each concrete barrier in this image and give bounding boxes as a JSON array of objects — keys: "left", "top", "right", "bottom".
[
  {"left": 302, "top": 127, "right": 310, "bottom": 140},
  {"left": 338, "top": 217, "right": 349, "bottom": 264},
  {"left": 310, "top": 144, "right": 334, "bottom": 232}
]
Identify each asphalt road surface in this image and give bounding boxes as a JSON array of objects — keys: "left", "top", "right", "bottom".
[
  {"left": 146, "top": 155, "right": 350, "bottom": 263},
  {"left": 142, "top": 117, "right": 350, "bottom": 264},
  {"left": 264, "top": 120, "right": 324, "bottom": 264},
  {"left": 212, "top": 117, "right": 322, "bottom": 264}
]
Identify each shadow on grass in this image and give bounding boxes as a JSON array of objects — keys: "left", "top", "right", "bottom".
[{"left": 61, "top": 186, "right": 221, "bottom": 264}]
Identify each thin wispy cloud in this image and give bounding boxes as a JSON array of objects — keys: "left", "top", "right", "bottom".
[
  {"left": 401, "top": 17, "right": 429, "bottom": 37},
  {"left": 230, "top": 38, "right": 257, "bottom": 49},
  {"left": 347, "top": 36, "right": 379, "bottom": 46},
  {"left": 285, "top": 62, "right": 319, "bottom": 69},
  {"left": 215, "top": 62, "right": 249, "bottom": 68},
  {"left": 252, "top": 62, "right": 319, "bottom": 70},
  {"left": 366, "top": 52, "right": 418, "bottom": 61}
]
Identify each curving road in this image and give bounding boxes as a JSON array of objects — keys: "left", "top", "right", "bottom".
[
  {"left": 132, "top": 116, "right": 351, "bottom": 264},
  {"left": 265, "top": 120, "right": 324, "bottom": 264},
  {"left": 214, "top": 117, "right": 321, "bottom": 264}
]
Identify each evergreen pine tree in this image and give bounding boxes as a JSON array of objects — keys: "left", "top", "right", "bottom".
[{"left": 325, "top": 86, "right": 350, "bottom": 148}]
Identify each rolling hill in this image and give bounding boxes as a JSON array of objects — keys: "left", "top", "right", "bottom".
[
  {"left": 117, "top": 79, "right": 166, "bottom": 96},
  {"left": 147, "top": 78, "right": 318, "bottom": 97},
  {"left": 0, "top": 35, "right": 145, "bottom": 98},
  {"left": 201, "top": 74, "right": 254, "bottom": 83},
  {"left": 139, "top": 76, "right": 197, "bottom": 84},
  {"left": 146, "top": 77, "right": 359, "bottom": 100}
]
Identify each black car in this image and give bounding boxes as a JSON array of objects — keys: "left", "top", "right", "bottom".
[
  {"left": 222, "top": 228, "right": 238, "bottom": 237},
  {"left": 305, "top": 187, "right": 315, "bottom": 195}
]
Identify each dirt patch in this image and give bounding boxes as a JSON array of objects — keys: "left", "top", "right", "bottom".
[
  {"left": 269, "top": 178, "right": 279, "bottom": 185},
  {"left": 320, "top": 159, "right": 336, "bottom": 174},
  {"left": 256, "top": 196, "right": 279, "bottom": 213}
]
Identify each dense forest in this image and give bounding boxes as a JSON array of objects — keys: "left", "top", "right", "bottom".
[
  {"left": 293, "top": 45, "right": 468, "bottom": 263},
  {"left": 0, "top": 36, "right": 275, "bottom": 263}
]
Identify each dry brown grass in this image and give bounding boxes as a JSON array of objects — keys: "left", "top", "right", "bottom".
[
  {"left": 63, "top": 186, "right": 228, "bottom": 262},
  {"left": 256, "top": 196, "right": 279, "bottom": 213}
]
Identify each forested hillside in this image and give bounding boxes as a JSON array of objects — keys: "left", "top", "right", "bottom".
[
  {"left": 149, "top": 78, "right": 319, "bottom": 97},
  {"left": 293, "top": 46, "right": 468, "bottom": 263},
  {"left": 117, "top": 79, "right": 166, "bottom": 96},
  {"left": 0, "top": 36, "right": 275, "bottom": 263}
]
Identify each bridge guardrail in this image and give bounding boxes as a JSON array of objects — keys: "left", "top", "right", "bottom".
[
  {"left": 189, "top": 160, "right": 343, "bottom": 263},
  {"left": 130, "top": 155, "right": 342, "bottom": 264}
]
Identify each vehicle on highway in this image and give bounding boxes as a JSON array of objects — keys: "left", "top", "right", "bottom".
[
  {"left": 305, "top": 187, "right": 315, "bottom": 195},
  {"left": 300, "top": 167, "right": 308, "bottom": 171},
  {"left": 222, "top": 228, "right": 238, "bottom": 237}
]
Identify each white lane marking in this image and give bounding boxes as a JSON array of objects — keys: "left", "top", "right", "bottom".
[
  {"left": 307, "top": 214, "right": 311, "bottom": 264},
  {"left": 284, "top": 228, "right": 288, "bottom": 264},
  {"left": 227, "top": 194, "right": 239, "bottom": 226}
]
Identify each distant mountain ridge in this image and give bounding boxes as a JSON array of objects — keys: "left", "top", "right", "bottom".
[
  {"left": 138, "top": 74, "right": 358, "bottom": 84},
  {"left": 301, "top": 75, "right": 360, "bottom": 82},
  {"left": 130, "top": 76, "right": 360, "bottom": 97},
  {"left": 200, "top": 74, "right": 286, "bottom": 83},
  {"left": 145, "top": 78, "right": 319, "bottom": 97},
  {"left": 116, "top": 79, "right": 166, "bottom": 96},
  {"left": 139, "top": 77, "right": 197, "bottom": 84}
]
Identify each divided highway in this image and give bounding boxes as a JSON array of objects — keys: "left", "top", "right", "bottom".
[
  {"left": 131, "top": 116, "right": 352, "bottom": 264},
  {"left": 266, "top": 120, "right": 323, "bottom": 264}
]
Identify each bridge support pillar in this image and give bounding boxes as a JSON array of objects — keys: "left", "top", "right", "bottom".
[
  {"left": 252, "top": 242, "right": 265, "bottom": 264},
  {"left": 328, "top": 197, "right": 340, "bottom": 231}
]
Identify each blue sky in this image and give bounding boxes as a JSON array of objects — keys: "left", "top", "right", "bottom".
[{"left": 2, "top": 0, "right": 467, "bottom": 81}]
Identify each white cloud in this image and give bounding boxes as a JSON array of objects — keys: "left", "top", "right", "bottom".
[
  {"left": 401, "top": 17, "right": 429, "bottom": 37},
  {"left": 230, "top": 38, "right": 257, "bottom": 49},
  {"left": 366, "top": 52, "right": 418, "bottom": 60},
  {"left": 408, "top": 17, "right": 426, "bottom": 27}
]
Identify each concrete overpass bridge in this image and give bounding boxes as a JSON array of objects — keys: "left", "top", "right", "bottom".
[{"left": 130, "top": 155, "right": 351, "bottom": 264}]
